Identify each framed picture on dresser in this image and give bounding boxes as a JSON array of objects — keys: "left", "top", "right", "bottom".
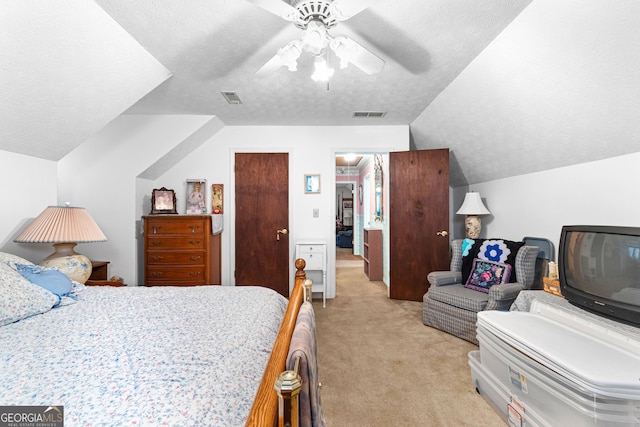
[
  {"left": 186, "top": 179, "right": 207, "bottom": 214},
  {"left": 150, "top": 187, "right": 177, "bottom": 214}
]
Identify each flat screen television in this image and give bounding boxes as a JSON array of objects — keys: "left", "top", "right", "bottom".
[{"left": 559, "top": 225, "right": 640, "bottom": 327}]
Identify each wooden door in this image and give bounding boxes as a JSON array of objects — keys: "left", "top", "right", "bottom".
[
  {"left": 389, "top": 149, "right": 450, "bottom": 301},
  {"left": 235, "top": 153, "right": 289, "bottom": 296}
]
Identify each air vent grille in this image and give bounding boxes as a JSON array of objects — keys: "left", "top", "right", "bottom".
[
  {"left": 353, "top": 111, "right": 386, "bottom": 118},
  {"left": 221, "top": 91, "right": 242, "bottom": 104}
]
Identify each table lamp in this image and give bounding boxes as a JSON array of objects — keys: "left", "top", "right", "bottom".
[
  {"left": 456, "top": 192, "right": 490, "bottom": 239},
  {"left": 14, "top": 204, "right": 107, "bottom": 283}
]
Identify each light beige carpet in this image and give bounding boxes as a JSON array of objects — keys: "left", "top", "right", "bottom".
[
  {"left": 310, "top": 265, "right": 505, "bottom": 426},
  {"left": 335, "top": 260, "right": 364, "bottom": 268}
]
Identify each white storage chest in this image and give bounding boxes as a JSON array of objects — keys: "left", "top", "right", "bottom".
[
  {"left": 469, "top": 350, "right": 551, "bottom": 427},
  {"left": 473, "top": 308, "right": 640, "bottom": 426}
]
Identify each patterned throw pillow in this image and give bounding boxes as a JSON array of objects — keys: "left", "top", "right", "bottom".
[
  {"left": 464, "top": 258, "right": 512, "bottom": 293},
  {"left": 0, "top": 262, "right": 57, "bottom": 326},
  {"left": 462, "top": 239, "right": 524, "bottom": 284}
]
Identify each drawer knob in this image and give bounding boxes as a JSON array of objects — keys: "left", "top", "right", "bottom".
[
  {"left": 189, "top": 240, "right": 201, "bottom": 245},
  {"left": 188, "top": 256, "right": 202, "bottom": 261},
  {"left": 151, "top": 256, "right": 163, "bottom": 262},
  {"left": 188, "top": 271, "right": 201, "bottom": 277}
]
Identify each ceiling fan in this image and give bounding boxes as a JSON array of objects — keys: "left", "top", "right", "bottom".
[{"left": 247, "top": 0, "right": 385, "bottom": 81}]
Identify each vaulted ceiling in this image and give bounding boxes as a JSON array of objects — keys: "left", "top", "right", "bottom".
[{"left": 2, "top": 0, "right": 639, "bottom": 186}]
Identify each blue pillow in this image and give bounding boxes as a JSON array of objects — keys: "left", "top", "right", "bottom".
[{"left": 15, "top": 264, "right": 73, "bottom": 305}]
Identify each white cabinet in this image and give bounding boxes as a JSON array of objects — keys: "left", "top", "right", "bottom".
[{"left": 295, "top": 241, "right": 327, "bottom": 307}]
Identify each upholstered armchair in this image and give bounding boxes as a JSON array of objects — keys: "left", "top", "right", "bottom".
[{"left": 422, "top": 239, "right": 539, "bottom": 345}]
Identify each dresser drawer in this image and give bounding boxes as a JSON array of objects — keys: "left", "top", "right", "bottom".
[
  {"left": 146, "top": 250, "right": 206, "bottom": 265},
  {"left": 146, "top": 236, "right": 206, "bottom": 249},
  {"left": 145, "top": 266, "right": 206, "bottom": 284},
  {"left": 145, "top": 218, "right": 206, "bottom": 236},
  {"left": 299, "top": 253, "right": 323, "bottom": 270},
  {"left": 297, "top": 244, "right": 323, "bottom": 254}
]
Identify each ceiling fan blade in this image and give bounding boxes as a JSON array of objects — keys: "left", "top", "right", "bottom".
[
  {"left": 245, "top": 0, "right": 297, "bottom": 21},
  {"left": 330, "top": 0, "right": 377, "bottom": 20},
  {"left": 330, "top": 36, "right": 384, "bottom": 75},
  {"left": 255, "top": 53, "right": 284, "bottom": 77}
]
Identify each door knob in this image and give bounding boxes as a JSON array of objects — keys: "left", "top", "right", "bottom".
[
  {"left": 276, "top": 228, "right": 288, "bottom": 241},
  {"left": 436, "top": 230, "right": 448, "bottom": 237}
]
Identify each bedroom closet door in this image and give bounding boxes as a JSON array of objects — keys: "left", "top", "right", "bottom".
[
  {"left": 389, "top": 149, "right": 450, "bottom": 301},
  {"left": 235, "top": 153, "right": 289, "bottom": 297}
]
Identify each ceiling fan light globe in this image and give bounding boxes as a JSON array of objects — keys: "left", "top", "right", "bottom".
[
  {"left": 311, "top": 57, "right": 334, "bottom": 82},
  {"left": 278, "top": 41, "right": 302, "bottom": 71}
]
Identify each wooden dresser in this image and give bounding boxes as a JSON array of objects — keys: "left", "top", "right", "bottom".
[{"left": 143, "top": 215, "right": 221, "bottom": 286}]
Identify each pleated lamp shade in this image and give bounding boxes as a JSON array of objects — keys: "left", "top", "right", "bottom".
[{"left": 14, "top": 206, "right": 107, "bottom": 283}]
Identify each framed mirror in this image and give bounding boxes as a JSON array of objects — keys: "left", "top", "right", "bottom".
[{"left": 374, "top": 155, "right": 383, "bottom": 221}]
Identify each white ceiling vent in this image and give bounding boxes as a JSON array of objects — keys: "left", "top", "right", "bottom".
[
  {"left": 221, "top": 91, "right": 242, "bottom": 104},
  {"left": 353, "top": 111, "right": 386, "bottom": 118}
]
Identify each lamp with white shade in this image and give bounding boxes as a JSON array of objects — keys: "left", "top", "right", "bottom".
[
  {"left": 14, "top": 204, "right": 107, "bottom": 283},
  {"left": 456, "top": 192, "right": 490, "bottom": 239}
]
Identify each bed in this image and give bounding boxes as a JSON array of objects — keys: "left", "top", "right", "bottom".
[{"left": 0, "top": 253, "right": 317, "bottom": 427}]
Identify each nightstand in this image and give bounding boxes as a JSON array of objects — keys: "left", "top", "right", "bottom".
[
  {"left": 89, "top": 261, "right": 109, "bottom": 280},
  {"left": 295, "top": 241, "right": 327, "bottom": 307},
  {"left": 86, "top": 260, "right": 126, "bottom": 286},
  {"left": 85, "top": 280, "right": 126, "bottom": 287}
]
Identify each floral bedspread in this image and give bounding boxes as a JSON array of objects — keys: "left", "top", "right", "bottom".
[{"left": 0, "top": 285, "right": 288, "bottom": 426}]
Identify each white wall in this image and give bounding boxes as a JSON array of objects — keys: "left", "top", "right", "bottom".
[
  {"left": 57, "top": 114, "right": 217, "bottom": 283},
  {"left": 3, "top": 116, "right": 407, "bottom": 293},
  {"left": 155, "top": 125, "right": 409, "bottom": 296},
  {"left": 0, "top": 151, "right": 57, "bottom": 261},
  {"left": 465, "top": 152, "right": 640, "bottom": 257}
]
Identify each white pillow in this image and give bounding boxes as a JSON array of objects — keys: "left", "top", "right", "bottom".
[
  {"left": 0, "top": 262, "right": 57, "bottom": 326},
  {"left": 0, "top": 251, "right": 35, "bottom": 269}
]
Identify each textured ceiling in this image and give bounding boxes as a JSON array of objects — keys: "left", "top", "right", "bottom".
[
  {"left": 0, "top": 0, "right": 170, "bottom": 160},
  {"left": 3, "top": 0, "right": 639, "bottom": 186},
  {"left": 99, "top": 0, "right": 532, "bottom": 126}
]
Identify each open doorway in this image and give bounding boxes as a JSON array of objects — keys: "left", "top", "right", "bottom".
[
  {"left": 335, "top": 153, "right": 372, "bottom": 268},
  {"left": 335, "top": 154, "right": 359, "bottom": 258},
  {"left": 334, "top": 153, "right": 385, "bottom": 298}
]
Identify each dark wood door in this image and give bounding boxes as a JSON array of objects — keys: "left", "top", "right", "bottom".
[
  {"left": 235, "top": 153, "right": 289, "bottom": 296},
  {"left": 389, "top": 149, "right": 450, "bottom": 301}
]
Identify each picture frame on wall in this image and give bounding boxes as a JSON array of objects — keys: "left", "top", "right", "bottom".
[
  {"left": 150, "top": 187, "right": 177, "bottom": 214},
  {"left": 186, "top": 179, "right": 207, "bottom": 214},
  {"left": 305, "top": 174, "right": 321, "bottom": 194}
]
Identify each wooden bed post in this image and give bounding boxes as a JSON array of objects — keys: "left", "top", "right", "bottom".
[{"left": 245, "top": 259, "right": 307, "bottom": 427}]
